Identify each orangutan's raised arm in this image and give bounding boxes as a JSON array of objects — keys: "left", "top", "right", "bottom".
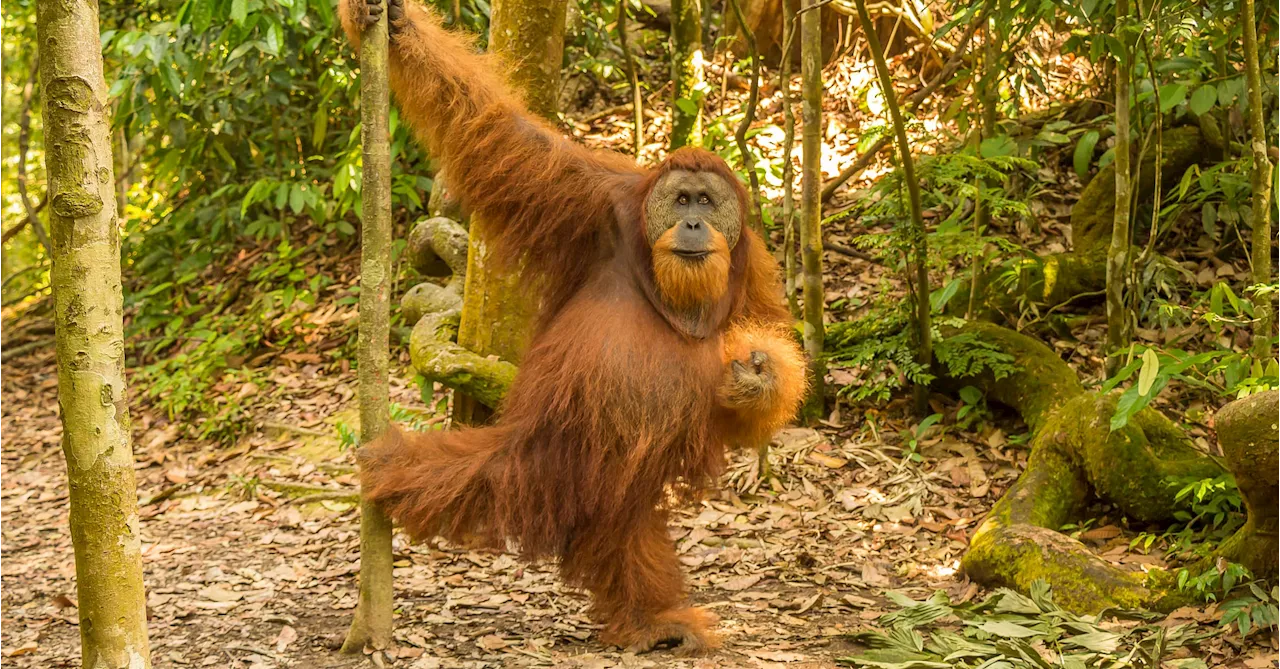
[{"left": 340, "top": 0, "right": 643, "bottom": 273}]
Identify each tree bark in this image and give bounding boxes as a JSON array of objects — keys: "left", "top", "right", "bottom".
[
  {"left": 617, "top": 0, "right": 644, "bottom": 158},
  {"left": 853, "top": 0, "right": 931, "bottom": 414},
  {"left": 1242, "top": 0, "right": 1275, "bottom": 361},
  {"left": 454, "top": 0, "right": 567, "bottom": 425},
  {"left": 1105, "top": 0, "right": 1133, "bottom": 375},
  {"left": 798, "top": 0, "right": 826, "bottom": 420},
  {"left": 669, "top": 0, "right": 704, "bottom": 148},
  {"left": 342, "top": 2, "right": 395, "bottom": 653},
  {"left": 36, "top": 0, "right": 152, "bottom": 664}
]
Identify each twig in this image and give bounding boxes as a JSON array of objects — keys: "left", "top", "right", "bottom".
[
  {"left": 292, "top": 491, "right": 361, "bottom": 505},
  {"left": 261, "top": 421, "right": 332, "bottom": 438},
  {"left": 823, "top": 241, "right": 874, "bottom": 261},
  {"left": 0, "top": 338, "right": 53, "bottom": 362},
  {"left": 224, "top": 644, "right": 281, "bottom": 661}
]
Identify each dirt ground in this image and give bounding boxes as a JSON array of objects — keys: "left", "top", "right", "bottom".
[{"left": 3, "top": 336, "right": 1276, "bottom": 669}]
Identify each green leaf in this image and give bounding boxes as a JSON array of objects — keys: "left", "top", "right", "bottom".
[
  {"left": 1110, "top": 378, "right": 1166, "bottom": 431},
  {"left": 1159, "top": 83, "right": 1187, "bottom": 113},
  {"left": 980, "top": 135, "right": 1017, "bottom": 158},
  {"left": 231, "top": 0, "right": 248, "bottom": 25},
  {"left": 1137, "top": 348, "right": 1160, "bottom": 396},
  {"left": 972, "top": 620, "right": 1042, "bottom": 638},
  {"left": 958, "top": 386, "right": 982, "bottom": 405},
  {"left": 1063, "top": 631, "right": 1121, "bottom": 653},
  {"left": 1202, "top": 202, "right": 1218, "bottom": 237},
  {"left": 191, "top": 0, "right": 215, "bottom": 32},
  {"left": 1073, "top": 130, "right": 1100, "bottom": 179},
  {"left": 289, "top": 185, "right": 305, "bottom": 214},
  {"left": 1189, "top": 86, "right": 1217, "bottom": 116},
  {"left": 674, "top": 97, "right": 698, "bottom": 115}
]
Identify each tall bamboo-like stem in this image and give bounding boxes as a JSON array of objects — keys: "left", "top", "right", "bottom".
[
  {"left": 727, "top": 0, "right": 764, "bottom": 239},
  {"left": 342, "top": 1, "right": 395, "bottom": 653},
  {"left": 853, "top": 0, "right": 932, "bottom": 414},
  {"left": 799, "top": 0, "right": 827, "bottom": 421},
  {"left": 1242, "top": 0, "right": 1274, "bottom": 360},
  {"left": 967, "top": 0, "right": 996, "bottom": 319},
  {"left": 1105, "top": 0, "right": 1134, "bottom": 376},
  {"left": 617, "top": 0, "right": 644, "bottom": 158},
  {"left": 780, "top": 2, "right": 800, "bottom": 319},
  {"left": 36, "top": 0, "right": 152, "bottom": 664}
]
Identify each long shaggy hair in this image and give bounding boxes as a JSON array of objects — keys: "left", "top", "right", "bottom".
[{"left": 342, "top": 0, "right": 806, "bottom": 650}]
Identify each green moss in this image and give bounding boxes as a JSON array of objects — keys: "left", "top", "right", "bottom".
[
  {"left": 963, "top": 524, "right": 1154, "bottom": 613},
  {"left": 1072, "top": 125, "right": 1206, "bottom": 251}
]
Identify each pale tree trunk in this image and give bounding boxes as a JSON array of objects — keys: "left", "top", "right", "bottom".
[
  {"left": 454, "top": 0, "right": 568, "bottom": 424},
  {"left": 36, "top": 0, "right": 152, "bottom": 665},
  {"left": 670, "top": 0, "right": 704, "bottom": 148},
  {"left": 1105, "top": 0, "right": 1133, "bottom": 376},
  {"left": 854, "top": 0, "right": 931, "bottom": 414},
  {"left": 1242, "top": 0, "right": 1274, "bottom": 361},
  {"left": 798, "top": 0, "right": 826, "bottom": 420},
  {"left": 342, "top": 3, "right": 395, "bottom": 654}
]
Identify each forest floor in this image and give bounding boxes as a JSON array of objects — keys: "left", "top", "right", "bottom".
[
  {"left": 2, "top": 334, "right": 1275, "bottom": 668},
  {"left": 3, "top": 47, "right": 1278, "bottom": 669}
]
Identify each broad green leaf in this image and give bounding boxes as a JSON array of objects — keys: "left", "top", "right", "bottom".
[
  {"left": 1189, "top": 86, "right": 1217, "bottom": 115},
  {"left": 289, "top": 185, "right": 305, "bottom": 214},
  {"left": 1159, "top": 83, "right": 1187, "bottom": 113},
  {"left": 1202, "top": 202, "right": 1218, "bottom": 237},
  {"left": 675, "top": 97, "right": 698, "bottom": 115},
  {"left": 1073, "top": 130, "right": 1100, "bottom": 179},
  {"left": 972, "top": 620, "right": 1042, "bottom": 638},
  {"left": 980, "top": 135, "right": 1016, "bottom": 158},
  {"left": 1137, "top": 348, "right": 1160, "bottom": 396},
  {"left": 1059, "top": 631, "right": 1121, "bottom": 652},
  {"left": 191, "top": 0, "right": 214, "bottom": 33},
  {"left": 1110, "top": 378, "right": 1166, "bottom": 431},
  {"left": 231, "top": 0, "right": 248, "bottom": 25}
]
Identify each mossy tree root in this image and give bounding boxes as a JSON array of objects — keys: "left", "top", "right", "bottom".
[
  {"left": 1213, "top": 390, "right": 1279, "bottom": 579},
  {"left": 401, "top": 214, "right": 515, "bottom": 407},
  {"left": 958, "top": 126, "right": 1206, "bottom": 321},
  {"left": 409, "top": 308, "right": 516, "bottom": 409},
  {"left": 947, "top": 322, "right": 1228, "bottom": 613}
]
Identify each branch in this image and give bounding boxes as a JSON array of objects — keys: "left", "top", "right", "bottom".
[
  {"left": 727, "top": 0, "right": 765, "bottom": 239},
  {"left": 820, "top": 2, "right": 988, "bottom": 202}
]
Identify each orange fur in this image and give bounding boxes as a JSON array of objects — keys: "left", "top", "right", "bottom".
[
  {"left": 717, "top": 322, "right": 808, "bottom": 446},
  {"left": 651, "top": 227, "right": 731, "bottom": 311},
  {"left": 341, "top": 0, "right": 806, "bottom": 652}
]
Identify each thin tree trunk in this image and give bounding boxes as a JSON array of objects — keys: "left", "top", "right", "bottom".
[
  {"left": 35, "top": 0, "right": 152, "bottom": 665},
  {"left": 1243, "top": 0, "right": 1274, "bottom": 360},
  {"left": 617, "top": 0, "right": 644, "bottom": 158},
  {"left": 114, "top": 126, "right": 130, "bottom": 220},
  {"left": 342, "top": 2, "right": 395, "bottom": 653},
  {"left": 1105, "top": 0, "right": 1133, "bottom": 376},
  {"left": 727, "top": 0, "right": 765, "bottom": 239},
  {"left": 799, "top": 0, "right": 826, "bottom": 420},
  {"left": 853, "top": 0, "right": 932, "bottom": 414},
  {"left": 455, "top": 0, "right": 568, "bottom": 424},
  {"left": 780, "top": 3, "right": 800, "bottom": 319},
  {"left": 670, "top": 0, "right": 704, "bottom": 148},
  {"left": 968, "top": 3, "right": 996, "bottom": 319}
]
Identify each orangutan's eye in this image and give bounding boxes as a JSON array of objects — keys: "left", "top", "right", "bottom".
[
  {"left": 677, "top": 194, "right": 689, "bottom": 205},
  {"left": 698, "top": 194, "right": 710, "bottom": 205}
]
